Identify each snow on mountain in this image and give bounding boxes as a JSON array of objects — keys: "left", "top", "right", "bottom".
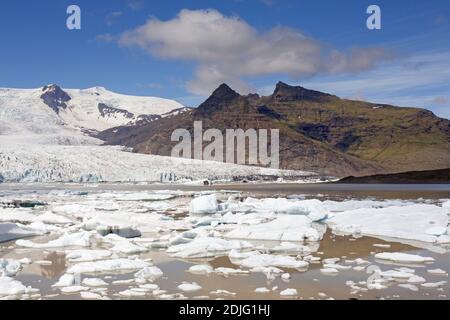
[
  {"left": 0, "top": 84, "right": 314, "bottom": 182},
  {"left": 61, "top": 86, "right": 186, "bottom": 131},
  {"left": 0, "top": 85, "right": 186, "bottom": 141}
]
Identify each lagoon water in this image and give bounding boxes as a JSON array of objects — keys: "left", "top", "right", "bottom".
[{"left": 1, "top": 183, "right": 449, "bottom": 300}]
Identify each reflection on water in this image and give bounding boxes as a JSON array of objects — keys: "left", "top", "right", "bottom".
[{"left": 39, "top": 252, "right": 66, "bottom": 278}]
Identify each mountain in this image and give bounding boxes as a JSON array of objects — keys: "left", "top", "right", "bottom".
[
  {"left": 337, "top": 168, "right": 450, "bottom": 184},
  {"left": 0, "top": 84, "right": 186, "bottom": 146},
  {"left": 98, "top": 82, "right": 450, "bottom": 177},
  {"left": 1, "top": 84, "right": 312, "bottom": 183}
]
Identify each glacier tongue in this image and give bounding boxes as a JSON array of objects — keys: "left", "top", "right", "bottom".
[{"left": 0, "top": 144, "right": 305, "bottom": 183}]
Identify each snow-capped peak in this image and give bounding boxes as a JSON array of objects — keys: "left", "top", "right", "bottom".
[{"left": 0, "top": 84, "right": 186, "bottom": 146}]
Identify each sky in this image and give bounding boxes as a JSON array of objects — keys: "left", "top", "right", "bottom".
[{"left": 0, "top": 0, "right": 449, "bottom": 118}]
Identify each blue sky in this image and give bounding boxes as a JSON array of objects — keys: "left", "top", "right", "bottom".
[{"left": 0, "top": 0, "right": 449, "bottom": 118}]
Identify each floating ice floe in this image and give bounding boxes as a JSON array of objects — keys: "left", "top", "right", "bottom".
[
  {"left": 61, "top": 286, "right": 88, "bottom": 294},
  {"left": 227, "top": 198, "right": 328, "bottom": 221},
  {"left": 65, "top": 249, "right": 112, "bottom": 262},
  {"left": 188, "top": 264, "right": 213, "bottom": 275},
  {"left": 53, "top": 274, "right": 75, "bottom": 287},
  {"left": 427, "top": 269, "right": 448, "bottom": 276},
  {"left": 255, "top": 287, "right": 271, "bottom": 293},
  {"left": 328, "top": 204, "right": 449, "bottom": 243},
  {"left": 374, "top": 252, "right": 435, "bottom": 264},
  {"left": 82, "top": 278, "right": 108, "bottom": 287},
  {"left": 166, "top": 237, "right": 253, "bottom": 259},
  {"left": 320, "top": 268, "right": 339, "bottom": 275},
  {"left": 280, "top": 288, "right": 298, "bottom": 296},
  {"left": 322, "top": 199, "right": 414, "bottom": 213},
  {"left": 398, "top": 284, "right": 419, "bottom": 292},
  {"left": 134, "top": 266, "right": 163, "bottom": 282},
  {"left": 16, "top": 231, "right": 91, "bottom": 248},
  {"left": 210, "top": 290, "right": 236, "bottom": 297},
  {"left": 0, "top": 209, "right": 36, "bottom": 224},
  {"left": 236, "top": 252, "right": 308, "bottom": 270},
  {"left": 178, "top": 282, "right": 202, "bottom": 292},
  {"left": 0, "top": 277, "right": 28, "bottom": 296},
  {"left": 269, "top": 242, "right": 312, "bottom": 255},
  {"left": 215, "top": 267, "right": 249, "bottom": 276},
  {"left": 34, "top": 212, "right": 73, "bottom": 225},
  {"left": 101, "top": 234, "right": 148, "bottom": 254},
  {"left": 379, "top": 269, "right": 425, "bottom": 284},
  {"left": 0, "top": 259, "right": 22, "bottom": 277},
  {"left": 225, "top": 215, "right": 323, "bottom": 242},
  {"left": 421, "top": 281, "right": 447, "bottom": 288},
  {"left": 0, "top": 223, "right": 37, "bottom": 243},
  {"left": 190, "top": 194, "right": 218, "bottom": 214},
  {"left": 67, "top": 258, "right": 150, "bottom": 274},
  {"left": 80, "top": 291, "right": 107, "bottom": 300}
]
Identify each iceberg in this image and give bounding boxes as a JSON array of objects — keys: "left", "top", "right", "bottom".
[{"left": 328, "top": 204, "right": 449, "bottom": 243}]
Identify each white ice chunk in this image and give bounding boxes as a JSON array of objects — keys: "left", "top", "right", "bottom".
[
  {"left": 178, "top": 282, "right": 202, "bottom": 292},
  {"left": 238, "top": 253, "right": 308, "bottom": 270},
  {"left": 65, "top": 249, "right": 112, "bottom": 262},
  {"left": 67, "top": 258, "right": 150, "bottom": 274},
  {"left": 188, "top": 264, "right": 214, "bottom": 275},
  {"left": 0, "top": 277, "right": 27, "bottom": 296},
  {"left": 134, "top": 266, "right": 163, "bottom": 282},
  {"left": 167, "top": 237, "right": 253, "bottom": 259},
  {"left": 190, "top": 194, "right": 218, "bottom": 214},
  {"left": 0, "top": 259, "right": 22, "bottom": 277},
  {"left": 16, "top": 231, "right": 91, "bottom": 248},
  {"left": 375, "top": 252, "right": 435, "bottom": 264},
  {"left": 82, "top": 278, "right": 108, "bottom": 287},
  {"left": 34, "top": 212, "right": 72, "bottom": 225},
  {"left": 428, "top": 269, "right": 448, "bottom": 276},
  {"left": 328, "top": 204, "right": 448, "bottom": 243},
  {"left": 280, "top": 288, "right": 298, "bottom": 296},
  {"left": 52, "top": 274, "right": 75, "bottom": 287},
  {"left": 61, "top": 286, "right": 89, "bottom": 294},
  {"left": 225, "top": 215, "right": 323, "bottom": 242}
]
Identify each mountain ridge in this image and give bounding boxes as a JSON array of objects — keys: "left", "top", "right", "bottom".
[{"left": 97, "top": 82, "right": 450, "bottom": 177}]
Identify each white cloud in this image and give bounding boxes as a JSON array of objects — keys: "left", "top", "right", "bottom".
[
  {"left": 304, "top": 51, "right": 450, "bottom": 119},
  {"left": 118, "top": 9, "right": 393, "bottom": 95}
]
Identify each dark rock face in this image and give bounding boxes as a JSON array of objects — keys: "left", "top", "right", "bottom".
[
  {"left": 296, "top": 123, "right": 330, "bottom": 141},
  {"left": 195, "top": 84, "right": 241, "bottom": 116},
  {"left": 257, "top": 105, "right": 283, "bottom": 120},
  {"left": 338, "top": 168, "right": 450, "bottom": 184},
  {"left": 98, "top": 103, "right": 135, "bottom": 119},
  {"left": 134, "top": 114, "right": 162, "bottom": 125},
  {"left": 272, "top": 81, "right": 335, "bottom": 102},
  {"left": 40, "top": 85, "right": 71, "bottom": 114}
]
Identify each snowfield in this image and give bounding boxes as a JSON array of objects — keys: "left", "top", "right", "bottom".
[{"left": 0, "top": 86, "right": 185, "bottom": 136}]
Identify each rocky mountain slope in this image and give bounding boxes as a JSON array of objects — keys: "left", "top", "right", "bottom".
[{"left": 98, "top": 82, "right": 450, "bottom": 177}]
